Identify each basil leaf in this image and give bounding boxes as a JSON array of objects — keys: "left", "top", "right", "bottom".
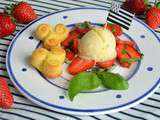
[
  {"left": 122, "top": 44, "right": 128, "bottom": 55},
  {"left": 68, "top": 72, "right": 101, "bottom": 101},
  {"left": 98, "top": 72, "right": 129, "bottom": 90},
  {"left": 120, "top": 58, "right": 141, "bottom": 64},
  {"left": 76, "top": 21, "right": 91, "bottom": 29},
  {"left": 106, "top": 64, "right": 117, "bottom": 72},
  {"left": 91, "top": 66, "right": 105, "bottom": 73}
]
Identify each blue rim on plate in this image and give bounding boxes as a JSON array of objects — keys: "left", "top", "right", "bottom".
[{"left": 6, "top": 7, "right": 160, "bottom": 114}]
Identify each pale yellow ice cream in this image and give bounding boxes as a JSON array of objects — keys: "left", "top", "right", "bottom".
[{"left": 78, "top": 28, "right": 117, "bottom": 62}]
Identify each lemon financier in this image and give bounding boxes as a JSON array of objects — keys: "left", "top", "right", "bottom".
[
  {"left": 43, "top": 38, "right": 61, "bottom": 50},
  {"left": 36, "top": 23, "right": 69, "bottom": 49},
  {"left": 30, "top": 48, "right": 49, "bottom": 71},
  {"left": 50, "top": 46, "right": 66, "bottom": 64},
  {"left": 35, "top": 24, "right": 53, "bottom": 41},
  {"left": 41, "top": 53, "right": 62, "bottom": 78},
  {"left": 54, "top": 23, "right": 69, "bottom": 42},
  {"left": 30, "top": 47, "right": 65, "bottom": 78},
  {"left": 32, "top": 23, "right": 68, "bottom": 78}
]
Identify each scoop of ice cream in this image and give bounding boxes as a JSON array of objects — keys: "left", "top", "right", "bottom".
[{"left": 78, "top": 28, "right": 117, "bottom": 62}]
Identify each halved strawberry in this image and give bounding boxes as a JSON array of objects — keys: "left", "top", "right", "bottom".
[
  {"left": 126, "top": 45, "right": 142, "bottom": 58},
  {"left": 105, "top": 23, "right": 123, "bottom": 36},
  {"left": 75, "top": 21, "right": 93, "bottom": 35},
  {"left": 68, "top": 57, "right": 95, "bottom": 75},
  {"left": 66, "top": 50, "right": 75, "bottom": 61},
  {"left": 96, "top": 58, "right": 116, "bottom": 69},
  {"left": 116, "top": 44, "right": 132, "bottom": 68},
  {"left": 62, "top": 31, "right": 77, "bottom": 47},
  {"left": 72, "top": 36, "right": 78, "bottom": 53},
  {"left": 116, "top": 44, "right": 142, "bottom": 68},
  {"left": 116, "top": 39, "right": 135, "bottom": 47}
]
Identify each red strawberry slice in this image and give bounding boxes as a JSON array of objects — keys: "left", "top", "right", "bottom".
[
  {"left": 116, "top": 39, "right": 135, "bottom": 47},
  {"left": 62, "top": 31, "right": 77, "bottom": 47},
  {"left": 66, "top": 50, "right": 75, "bottom": 61},
  {"left": 116, "top": 44, "right": 142, "bottom": 68},
  {"left": 105, "top": 23, "right": 123, "bottom": 37},
  {"left": 116, "top": 44, "right": 132, "bottom": 68},
  {"left": 96, "top": 58, "right": 116, "bottom": 69},
  {"left": 126, "top": 46, "right": 141, "bottom": 58},
  {"left": 68, "top": 57, "right": 95, "bottom": 75},
  {"left": 0, "top": 77, "right": 14, "bottom": 109}
]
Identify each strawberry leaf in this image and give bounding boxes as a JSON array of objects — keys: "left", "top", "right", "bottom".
[
  {"left": 76, "top": 21, "right": 91, "bottom": 29},
  {"left": 144, "top": 0, "right": 149, "bottom": 5},
  {"left": 156, "top": 2, "right": 160, "bottom": 8}
]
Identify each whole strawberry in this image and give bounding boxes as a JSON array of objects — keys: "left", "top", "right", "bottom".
[
  {"left": 146, "top": 3, "right": 160, "bottom": 29},
  {"left": 10, "top": 2, "right": 37, "bottom": 24},
  {"left": 0, "top": 77, "right": 14, "bottom": 109},
  {"left": 0, "top": 13, "right": 16, "bottom": 38},
  {"left": 123, "top": 0, "right": 148, "bottom": 15}
]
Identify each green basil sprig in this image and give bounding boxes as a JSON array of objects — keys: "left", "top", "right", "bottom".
[
  {"left": 68, "top": 72, "right": 101, "bottom": 101},
  {"left": 68, "top": 70, "right": 129, "bottom": 101}
]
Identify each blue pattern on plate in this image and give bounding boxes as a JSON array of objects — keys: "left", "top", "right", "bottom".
[
  {"left": 116, "top": 94, "right": 122, "bottom": 98},
  {"left": 63, "top": 16, "right": 68, "bottom": 19},
  {"left": 22, "top": 68, "right": 27, "bottom": 72},
  {"left": 140, "top": 35, "right": 145, "bottom": 38},
  {"left": 59, "top": 96, "right": 65, "bottom": 99},
  {"left": 147, "top": 67, "right": 153, "bottom": 71}
]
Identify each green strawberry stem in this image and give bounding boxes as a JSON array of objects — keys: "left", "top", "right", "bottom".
[
  {"left": 156, "top": 2, "right": 160, "bottom": 8},
  {"left": 4, "top": 4, "right": 15, "bottom": 15},
  {"left": 144, "top": 0, "right": 149, "bottom": 5},
  {"left": 4, "top": 3, "right": 17, "bottom": 24}
]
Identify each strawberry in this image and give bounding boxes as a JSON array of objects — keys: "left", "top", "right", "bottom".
[
  {"left": 105, "top": 23, "right": 123, "bottom": 37},
  {"left": 122, "top": 0, "right": 148, "bottom": 15},
  {"left": 116, "top": 44, "right": 142, "bottom": 68},
  {"left": 62, "top": 31, "right": 78, "bottom": 47},
  {"left": 72, "top": 36, "right": 79, "bottom": 54},
  {"left": 0, "top": 77, "right": 14, "bottom": 109},
  {"left": 0, "top": 13, "right": 16, "bottom": 38},
  {"left": 116, "top": 39, "right": 135, "bottom": 47},
  {"left": 62, "top": 31, "right": 79, "bottom": 53},
  {"left": 6, "top": 2, "right": 37, "bottom": 24},
  {"left": 96, "top": 58, "right": 116, "bottom": 69},
  {"left": 68, "top": 57, "right": 95, "bottom": 75},
  {"left": 75, "top": 21, "right": 93, "bottom": 35},
  {"left": 66, "top": 50, "right": 75, "bottom": 61},
  {"left": 116, "top": 44, "right": 132, "bottom": 68},
  {"left": 146, "top": 3, "right": 160, "bottom": 29}
]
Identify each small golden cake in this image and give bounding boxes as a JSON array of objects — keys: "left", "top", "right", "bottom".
[
  {"left": 50, "top": 47, "right": 66, "bottom": 64},
  {"left": 43, "top": 38, "right": 60, "bottom": 50},
  {"left": 30, "top": 48, "right": 49, "bottom": 71},
  {"left": 54, "top": 23, "right": 69, "bottom": 42},
  {"left": 35, "top": 24, "right": 53, "bottom": 41},
  {"left": 42, "top": 54, "right": 62, "bottom": 78}
]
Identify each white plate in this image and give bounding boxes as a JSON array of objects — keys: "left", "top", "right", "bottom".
[{"left": 6, "top": 8, "right": 160, "bottom": 115}]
